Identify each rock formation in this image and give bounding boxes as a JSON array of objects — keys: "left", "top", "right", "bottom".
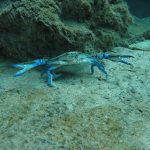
[{"left": 0, "top": 0, "right": 132, "bottom": 60}]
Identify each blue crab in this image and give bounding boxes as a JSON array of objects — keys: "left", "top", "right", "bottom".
[{"left": 12, "top": 51, "right": 133, "bottom": 86}]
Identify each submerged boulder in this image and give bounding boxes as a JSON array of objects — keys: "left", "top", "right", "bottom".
[
  {"left": 0, "top": 0, "right": 132, "bottom": 60},
  {"left": 129, "top": 40, "right": 150, "bottom": 51}
]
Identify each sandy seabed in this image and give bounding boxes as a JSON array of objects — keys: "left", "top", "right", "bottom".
[{"left": 0, "top": 46, "right": 150, "bottom": 149}]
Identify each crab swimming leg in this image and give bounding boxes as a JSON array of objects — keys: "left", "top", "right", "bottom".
[{"left": 12, "top": 59, "right": 46, "bottom": 76}]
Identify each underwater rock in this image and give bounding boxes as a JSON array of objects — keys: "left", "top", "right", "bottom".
[
  {"left": 129, "top": 40, "right": 150, "bottom": 51},
  {"left": 126, "top": 17, "right": 150, "bottom": 46},
  {"left": 0, "top": 0, "right": 132, "bottom": 60},
  {"left": 143, "top": 30, "right": 150, "bottom": 40}
]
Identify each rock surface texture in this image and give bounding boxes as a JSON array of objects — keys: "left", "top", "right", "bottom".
[{"left": 0, "top": 0, "right": 132, "bottom": 60}]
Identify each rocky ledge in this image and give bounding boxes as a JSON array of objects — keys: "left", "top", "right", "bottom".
[{"left": 0, "top": 0, "right": 132, "bottom": 60}]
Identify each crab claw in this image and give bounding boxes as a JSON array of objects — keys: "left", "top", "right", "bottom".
[
  {"left": 97, "top": 53, "right": 133, "bottom": 65},
  {"left": 12, "top": 59, "right": 46, "bottom": 76}
]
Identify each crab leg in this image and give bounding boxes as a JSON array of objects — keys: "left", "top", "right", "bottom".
[
  {"left": 91, "top": 60, "right": 108, "bottom": 79},
  {"left": 41, "top": 69, "right": 62, "bottom": 79},
  {"left": 47, "top": 68, "right": 53, "bottom": 86},
  {"left": 45, "top": 66, "right": 59, "bottom": 86},
  {"left": 12, "top": 59, "right": 46, "bottom": 76}
]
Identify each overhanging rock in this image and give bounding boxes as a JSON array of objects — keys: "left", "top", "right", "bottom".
[{"left": 0, "top": 0, "right": 132, "bottom": 60}]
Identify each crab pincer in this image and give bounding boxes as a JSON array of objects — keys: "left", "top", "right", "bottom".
[
  {"left": 12, "top": 59, "right": 46, "bottom": 76},
  {"left": 96, "top": 53, "right": 133, "bottom": 65}
]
